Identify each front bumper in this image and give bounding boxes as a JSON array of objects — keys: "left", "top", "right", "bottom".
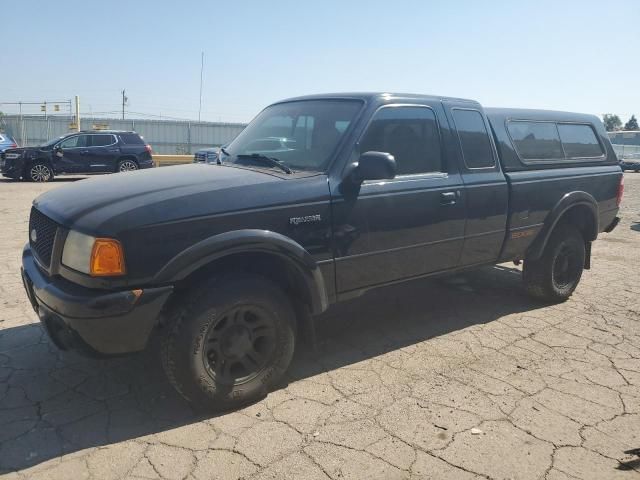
[
  {"left": 22, "top": 246, "right": 173, "bottom": 356},
  {"left": 1, "top": 160, "right": 21, "bottom": 178}
]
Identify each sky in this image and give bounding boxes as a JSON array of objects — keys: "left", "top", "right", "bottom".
[{"left": 2, "top": 0, "right": 638, "bottom": 124}]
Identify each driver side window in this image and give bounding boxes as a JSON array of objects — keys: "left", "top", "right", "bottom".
[
  {"left": 59, "top": 135, "right": 88, "bottom": 149},
  {"left": 359, "top": 106, "right": 444, "bottom": 176}
]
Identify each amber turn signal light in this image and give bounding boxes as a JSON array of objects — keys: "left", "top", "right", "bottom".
[{"left": 90, "top": 238, "right": 126, "bottom": 276}]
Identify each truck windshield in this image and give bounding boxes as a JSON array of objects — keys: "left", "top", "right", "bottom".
[{"left": 223, "top": 99, "right": 363, "bottom": 172}]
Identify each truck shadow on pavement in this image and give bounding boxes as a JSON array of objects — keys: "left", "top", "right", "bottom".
[{"left": 0, "top": 264, "right": 543, "bottom": 472}]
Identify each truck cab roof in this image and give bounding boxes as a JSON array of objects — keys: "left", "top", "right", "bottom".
[{"left": 276, "top": 92, "right": 482, "bottom": 107}]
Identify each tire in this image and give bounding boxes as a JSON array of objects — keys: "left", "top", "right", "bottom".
[
  {"left": 161, "top": 273, "right": 296, "bottom": 410},
  {"left": 27, "top": 162, "right": 53, "bottom": 182},
  {"left": 117, "top": 159, "right": 138, "bottom": 172},
  {"left": 523, "top": 224, "right": 585, "bottom": 302}
]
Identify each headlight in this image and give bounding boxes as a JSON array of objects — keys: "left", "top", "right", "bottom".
[{"left": 62, "top": 231, "right": 126, "bottom": 276}]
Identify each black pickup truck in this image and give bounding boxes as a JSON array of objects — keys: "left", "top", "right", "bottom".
[{"left": 21, "top": 93, "right": 622, "bottom": 409}]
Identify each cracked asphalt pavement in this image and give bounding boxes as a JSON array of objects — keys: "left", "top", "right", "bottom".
[{"left": 1, "top": 174, "right": 639, "bottom": 480}]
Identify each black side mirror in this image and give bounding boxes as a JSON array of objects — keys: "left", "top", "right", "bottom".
[{"left": 351, "top": 151, "right": 396, "bottom": 183}]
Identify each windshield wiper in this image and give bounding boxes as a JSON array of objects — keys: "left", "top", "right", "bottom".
[{"left": 235, "top": 154, "right": 292, "bottom": 174}]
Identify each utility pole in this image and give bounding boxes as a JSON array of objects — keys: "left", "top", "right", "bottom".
[
  {"left": 75, "top": 96, "right": 81, "bottom": 132},
  {"left": 198, "top": 52, "right": 204, "bottom": 122},
  {"left": 18, "top": 101, "right": 23, "bottom": 146},
  {"left": 121, "top": 89, "right": 127, "bottom": 120}
]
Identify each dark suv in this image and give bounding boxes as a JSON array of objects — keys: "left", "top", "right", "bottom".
[{"left": 1, "top": 130, "right": 153, "bottom": 182}]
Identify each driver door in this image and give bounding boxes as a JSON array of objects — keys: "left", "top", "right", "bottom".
[
  {"left": 332, "top": 104, "right": 467, "bottom": 294},
  {"left": 56, "top": 134, "right": 89, "bottom": 173}
]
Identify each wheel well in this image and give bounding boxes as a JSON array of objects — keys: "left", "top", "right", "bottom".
[
  {"left": 556, "top": 204, "right": 597, "bottom": 242},
  {"left": 117, "top": 156, "right": 138, "bottom": 164},
  {"left": 163, "top": 252, "right": 313, "bottom": 328},
  {"left": 23, "top": 159, "right": 53, "bottom": 177}
]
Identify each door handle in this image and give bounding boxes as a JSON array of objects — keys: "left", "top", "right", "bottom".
[
  {"left": 440, "top": 191, "right": 457, "bottom": 205},
  {"left": 80, "top": 150, "right": 90, "bottom": 154}
]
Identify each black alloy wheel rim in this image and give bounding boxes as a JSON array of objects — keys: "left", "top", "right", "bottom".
[
  {"left": 552, "top": 244, "right": 581, "bottom": 288},
  {"left": 202, "top": 305, "right": 277, "bottom": 385}
]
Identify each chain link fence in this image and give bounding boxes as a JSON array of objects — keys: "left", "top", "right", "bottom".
[
  {"left": 0, "top": 115, "right": 246, "bottom": 155},
  {"left": 608, "top": 131, "right": 640, "bottom": 159}
]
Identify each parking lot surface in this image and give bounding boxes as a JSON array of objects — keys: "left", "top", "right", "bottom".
[{"left": 0, "top": 174, "right": 639, "bottom": 479}]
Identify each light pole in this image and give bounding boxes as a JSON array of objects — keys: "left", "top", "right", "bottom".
[
  {"left": 122, "top": 89, "right": 127, "bottom": 120},
  {"left": 198, "top": 52, "right": 204, "bottom": 122}
]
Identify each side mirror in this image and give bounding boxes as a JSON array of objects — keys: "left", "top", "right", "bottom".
[{"left": 352, "top": 151, "right": 396, "bottom": 183}]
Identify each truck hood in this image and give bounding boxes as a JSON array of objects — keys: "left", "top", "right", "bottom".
[{"left": 34, "top": 164, "right": 290, "bottom": 235}]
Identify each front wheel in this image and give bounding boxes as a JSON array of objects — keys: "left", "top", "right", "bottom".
[
  {"left": 161, "top": 273, "right": 296, "bottom": 410},
  {"left": 27, "top": 162, "right": 53, "bottom": 182},
  {"left": 117, "top": 159, "right": 138, "bottom": 172},
  {"left": 523, "top": 224, "right": 585, "bottom": 302}
]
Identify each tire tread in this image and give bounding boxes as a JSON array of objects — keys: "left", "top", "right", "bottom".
[
  {"left": 160, "top": 273, "right": 295, "bottom": 410},
  {"left": 523, "top": 224, "right": 585, "bottom": 302}
]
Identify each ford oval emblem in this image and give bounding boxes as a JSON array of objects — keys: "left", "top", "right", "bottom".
[{"left": 30, "top": 229, "right": 38, "bottom": 243}]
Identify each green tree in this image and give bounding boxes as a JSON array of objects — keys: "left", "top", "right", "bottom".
[
  {"left": 624, "top": 115, "right": 639, "bottom": 131},
  {"left": 602, "top": 114, "right": 622, "bottom": 131}
]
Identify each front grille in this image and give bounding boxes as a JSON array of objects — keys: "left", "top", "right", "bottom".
[{"left": 29, "top": 207, "right": 58, "bottom": 268}]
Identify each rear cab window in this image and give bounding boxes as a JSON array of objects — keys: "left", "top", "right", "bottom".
[
  {"left": 507, "top": 121, "right": 604, "bottom": 162},
  {"left": 452, "top": 109, "right": 496, "bottom": 168}
]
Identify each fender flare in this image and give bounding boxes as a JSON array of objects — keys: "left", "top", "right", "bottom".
[
  {"left": 526, "top": 191, "right": 598, "bottom": 261},
  {"left": 154, "top": 229, "right": 329, "bottom": 314}
]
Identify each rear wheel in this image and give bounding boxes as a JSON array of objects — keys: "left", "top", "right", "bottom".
[
  {"left": 27, "top": 162, "right": 53, "bottom": 182},
  {"left": 117, "top": 159, "right": 138, "bottom": 172},
  {"left": 523, "top": 224, "right": 585, "bottom": 302},
  {"left": 161, "top": 273, "right": 296, "bottom": 410}
]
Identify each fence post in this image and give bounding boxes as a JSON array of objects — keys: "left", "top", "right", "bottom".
[{"left": 188, "top": 122, "right": 192, "bottom": 155}]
